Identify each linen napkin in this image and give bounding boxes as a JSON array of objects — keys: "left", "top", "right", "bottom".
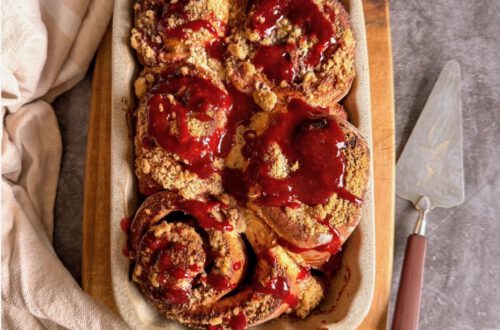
[{"left": 2, "top": 0, "right": 128, "bottom": 328}]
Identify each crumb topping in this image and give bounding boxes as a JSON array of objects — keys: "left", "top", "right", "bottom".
[
  {"left": 265, "top": 143, "right": 290, "bottom": 179},
  {"left": 252, "top": 87, "right": 277, "bottom": 112}
]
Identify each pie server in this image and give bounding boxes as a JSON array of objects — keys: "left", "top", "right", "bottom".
[{"left": 392, "top": 60, "right": 465, "bottom": 330}]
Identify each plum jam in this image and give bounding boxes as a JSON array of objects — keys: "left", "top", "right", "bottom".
[
  {"left": 250, "top": 0, "right": 339, "bottom": 82},
  {"left": 146, "top": 74, "right": 231, "bottom": 178},
  {"left": 253, "top": 44, "right": 297, "bottom": 84},
  {"left": 228, "top": 312, "right": 248, "bottom": 330},
  {"left": 244, "top": 99, "right": 361, "bottom": 207},
  {"left": 176, "top": 200, "right": 233, "bottom": 231}
]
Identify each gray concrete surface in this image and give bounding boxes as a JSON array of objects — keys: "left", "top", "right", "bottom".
[
  {"left": 390, "top": 1, "right": 500, "bottom": 329},
  {"left": 53, "top": 69, "right": 92, "bottom": 282},
  {"left": 52, "top": 1, "right": 500, "bottom": 328}
]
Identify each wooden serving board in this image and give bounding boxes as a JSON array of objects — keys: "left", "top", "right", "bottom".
[{"left": 82, "top": 0, "right": 395, "bottom": 327}]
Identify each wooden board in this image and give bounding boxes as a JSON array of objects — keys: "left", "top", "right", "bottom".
[
  {"left": 82, "top": 0, "right": 395, "bottom": 326},
  {"left": 82, "top": 26, "right": 117, "bottom": 313},
  {"left": 358, "top": 0, "right": 395, "bottom": 328}
]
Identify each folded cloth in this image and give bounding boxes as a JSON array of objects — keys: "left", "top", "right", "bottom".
[{"left": 1, "top": 0, "right": 128, "bottom": 328}]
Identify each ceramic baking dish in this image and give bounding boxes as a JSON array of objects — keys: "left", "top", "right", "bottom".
[{"left": 110, "top": 0, "right": 375, "bottom": 328}]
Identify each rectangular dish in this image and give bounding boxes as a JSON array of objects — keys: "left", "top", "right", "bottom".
[{"left": 110, "top": 0, "right": 375, "bottom": 328}]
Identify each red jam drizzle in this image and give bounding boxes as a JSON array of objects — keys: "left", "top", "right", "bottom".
[
  {"left": 158, "top": 253, "right": 173, "bottom": 273},
  {"left": 141, "top": 234, "right": 192, "bottom": 304},
  {"left": 120, "top": 217, "right": 131, "bottom": 233},
  {"left": 296, "top": 267, "right": 310, "bottom": 282},
  {"left": 220, "top": 84, "right": 259, "bottom": 156},
  {"left": 286, "top": 0, "right": 336, "bottom": 66},
  {"left": 244, "top": 99, "right": 361, "bottom": 207},
  {"left": 177, "top": 200, "right": 233, "bottom": 231},
  {"left": 207, "top": 326, "right": 223, "bottom": 330},
  {"left": 253, "top": 250, "right": 298, "bottom": 307},
  {"left": 314, "top": 218, "right": 342, "bottom": 254},
  {"left": 220, "top": 85, "right": 260, "bottom": 205},
  {"left": 255, "top": 275, "right": 298, "bottom": 307},
  {"left": 222, "top": 168, "right": 248, "bottom": 205},
  {"left": 206, "top": 273, "right": 234, "bottom": 291},
  {"left": 141, "top": 136, "right": 156, "bottom": 150},
  {"left": 144, "top": 233, "right": 170, "bottom": 251},
  {"left": 206, "top": 38, "right": 226, "bottom": 61},
  {"left": 122, "top": 246, "right": 131, "bottom": 258},
  {"left": 158, "top": 1, "right": 228, "bottom": 63},
  {"left": 228, "top": 312, "right": 248, "bottom": 330},
  {"left": 249, "top": 0, "right": 338, "bottom": 80},
  {"left": 252, "top": 44, "right": 297, "bottom": 84},
  {"left": 158, "top": 251, "right": 197, "bottom": 280},
  {"left": 189, "top": 264, "right": 201, "bottom": 272},
  {"left": 232, "top": 261, "right": 242, "bottom": 271},
  {"left": 121, "top": 217, "right": 133, "bottom": 257},
  {"left": 162, "top": 287, "right": 190, "bottom": 304},
  {"left": 146, "top": 74, "right": 231, "bottom": 179},
  {"left": 249, "top": 0, "right": 288, "bottom": 36}
]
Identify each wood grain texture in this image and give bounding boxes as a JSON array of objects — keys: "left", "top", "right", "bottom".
[
  {"left": 82, "top": 1, "right": 395, "bottom": 325},
  {"left": 358, "top": 0, "right": 396, "bottom": 329},
  {"left": 82, "top": 26, "right": 117, "bottom": 312}
]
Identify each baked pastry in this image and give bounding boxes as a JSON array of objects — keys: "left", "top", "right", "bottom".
[
  {"left": 131, "top": 0, "right": 230, "bottom": 67},
  {"left": 126, "top": 0, "right": 369, "bottom": 328},
  {"left": 226, "top": 0, "right": 356, "bottom": 111},
  {"left": 134, "top": 64, "right": 231, "bottom": 198},
  {"left": 224, "top": 98, "right": 369, "bottom": 268},
  {"left": 128, "top": 192, "right": 325, "bottom": 328}
]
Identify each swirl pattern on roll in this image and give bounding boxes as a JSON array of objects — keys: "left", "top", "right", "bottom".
[{"left": 128, "top": 192, "right": 327, "bottom": 328}]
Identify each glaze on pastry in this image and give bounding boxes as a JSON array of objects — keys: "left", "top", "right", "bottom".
[{"left": 226, "top": 0, "right": 356, "bottom": 110}]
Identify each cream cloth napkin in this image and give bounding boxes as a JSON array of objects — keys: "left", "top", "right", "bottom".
[{"left": 2, "top": 0, "right": 128, "bottom": 328}]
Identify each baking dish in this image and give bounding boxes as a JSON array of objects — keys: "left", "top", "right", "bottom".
[{"left": 110, "top": 0, "right": 375, "bottom": 328}]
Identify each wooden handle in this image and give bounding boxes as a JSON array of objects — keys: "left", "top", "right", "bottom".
[{"left": 392, "top": 234, "right": 427, "bottom": 330}]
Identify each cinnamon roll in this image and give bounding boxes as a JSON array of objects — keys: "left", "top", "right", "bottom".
[
  {"left": 134, "top": 64, "right": 231, "bottom": 198},
  {"left": 131, "top": 0, "right": 230, "bottom": 68},
  {"left": 225, "top": 99, "right": 370, "bottom": 268},
  {"left": 226, "top": 0, "right": 356, "bottom": 111},
  {"left": 128, "top": 192, "right": 325, "bottom": 328}
]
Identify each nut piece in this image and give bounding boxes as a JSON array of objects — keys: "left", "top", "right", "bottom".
[
  {"left": 252, "top": 88, "right": 277, "bottom": 112},
  {"left": 228, "top": 42, "right": 249, "bottom": 60},
  {"left": 134, "top": 77, "right": 148, "bottom": 98},
  {"left": 141, "top": 159, "right": 151, "bottom": 174}
]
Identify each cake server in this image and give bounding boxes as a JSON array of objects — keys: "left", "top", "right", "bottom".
[{"left": 392, "top": 60, "right": 464, "bottom": 330}]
